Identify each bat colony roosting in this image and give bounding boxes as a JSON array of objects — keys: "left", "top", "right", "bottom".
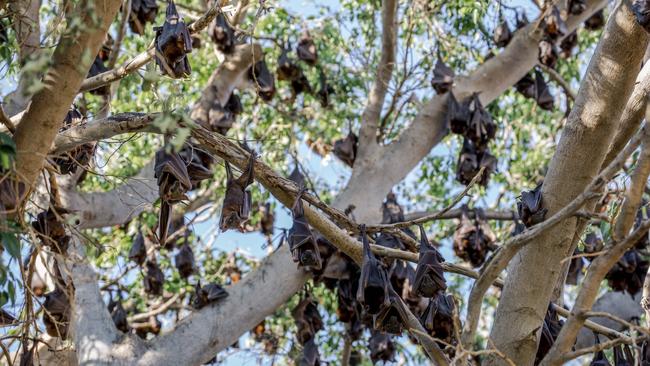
[{"left": 9, "top": 0, "right": 650, "bottom": 364}]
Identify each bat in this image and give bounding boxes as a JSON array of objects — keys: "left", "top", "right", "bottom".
[
  {"left": 453, "top": 205, "right": 497, "bottom": 267},
  {"left": 333, "top": 133, "right": 358, "bottom": 168},
  {"left": 535, "top": 306, "right": 563, "bottom": 363},
  {"left": 276, "top": 47, "right": 301, "bottom": 81},
  {"left": 641, "top": 340, "right": 650, "bottom": 364},
  {"left": 154, "top": 149, "right": 191, "bottom": 245},
  {"left": 456, "top": 138, "right": 480, "bottom": 185},
  {"left": 514, "top": 73, "right": 535, "bottom": 100},
  {"left": 249, "top": 59, "right": 276, "bottom": 101},
  {"left": 43, "top": 287, "right": 70, "bottom": 338},
  {"left": 108, "top": 300, "right": 129, "bottom": 333},
  {"left": 447, "top": 92, "right": 472, "bottom": 135},
  {"left": 517, "top": 183, "right": 548, "bottom": 227},
  {"left": 175, "top": 243, "right": 195, "bottom": 278},
  {"left": 569, "top": 0, "right": 587, "bottom": 15},
  {"left": 292, "top": 297, "right": 323, "bottom": 344},
  {"left": 259, "top": 202, "right": 275, "bottom": 236},
  {"left": 478, "top": 149, "right": 497, "bottom": 186},
  {"left": 431, "top": 59, "right": 454, "bottom": 94},
  {"left": 493, "top": 20, "right": 512, "bottom": 48},
  {"left": 299, "top": 338, "right": 320, "bottom": 366},
  {"left": 129, "top": 0, "right": 159, "bottom": 35},
  {"left": 225, "top": 92, "right": 243, "bottom": 115},
  {"left": 317, "top": 69, "right": 334, "bottom": 108},
  {"left": 466, "top": 94, "right": 496, "bottom": 150},
  {"left": 413, "top": 225, "right": 447, "bottom": 297},
  {"left": 585, "top": 10, "right": 605, "bottom": 30},
  {"left": 374, "top": 287, "right": 409, "bottom": 335},
  {"left": 288, "top": 194, "right": 322, "bottom": 270},
  {"left": 356, "top": 224, "right": 390, "bottom": 315},
  {"left": 86, "top": 56, "right": 110, "bottom": 95},
  {"left": 288, "top": 163, "right": 306, "bottom": 188},
  {"left": 209, "top": 12, "right": 235, "bottom": 54},
  {"left": 219, "top": 153, "right": 255, "bottom": 231},
  {"left": 291, "top": 72, "right": 312, "bottom": 97},
  {"left": 31, "top": 208, "right": 70, "bottom": 253},
  {"left": 535, "top": 70, "right": 555, "bottom": 111},
  {"left": 297, "top": 29, "right": 318, "bottom": 66},
  {"left": 369, "top": 330, "right": 396, "bottom": 364},
  {"left": 143, "top": 260, "right": 165, "bottom": 296},
  {"left": 566, "top": 248, "right": 584, "bottom": 285},
  {"left": 381, "top": 192, "right": 405, "bottom": 224},
  {"left": 583, "top": 232, "right": 604, "bottom": 259},
  {"left": 538, "top": 39, "right": 558, "bottom": 69},
  {"left": 154, "top": 1, "right": 192, "bottom": 78},
  {"left": 516, "top": 12, "right": 529, "bottom": 30},
  {"left": 560, "top": 31, "right": 578, "bottom": 58},
  {"left": 543, "top": 6, "right": 567, "bottom": 40},
  {"left": 420, "top": 292, "right": 455, "bottom": 343},
  {"left": 192, "top": 281, "right": 229, "bottom": 309}
]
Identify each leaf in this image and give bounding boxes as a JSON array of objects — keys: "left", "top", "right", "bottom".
[{"left": 1, "top": 233, "right": 20, "bottom": 259}]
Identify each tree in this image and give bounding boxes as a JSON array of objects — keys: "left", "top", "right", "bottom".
[{"left": 1, "top": 0, "right": 650, "bottom": 365}]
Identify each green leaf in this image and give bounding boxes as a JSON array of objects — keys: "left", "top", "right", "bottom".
[{"left": 1, "top": 233, "right": 20, "bottom": 259}]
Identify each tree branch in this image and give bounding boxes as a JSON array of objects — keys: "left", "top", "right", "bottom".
[{"left": 357, "top": 0, "right": 397, "bottom": 158}]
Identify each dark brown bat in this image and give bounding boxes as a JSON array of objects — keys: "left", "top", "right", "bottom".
[
  {"left": 420, "top": 292, "right": 455, "bottom": 343},
  {"left": 535, "top": 306, "right": 563, "bottom": 364},
  {"left": 219, "top": 154, "right": 254, "bottom": 231},
  {"left": 292, "top": 296, "right": 323, "bottom": 344},
  {"left": 535, "top": 70, "right": 555, "bottom": 111},
  {"left": 291, "top": 72, "right": 312, "bottom": 97},
  {"left": 431, "top": 59, "right": 454, "bottom": 94},
  {"left": 298, "top": 338, "right": 320, "bottom": 366},
  {"left": 356, "top": 225, "right": 389, "bottom": 315},
  {"left": 192, "top": 281, "right": 229, "bottom": 309},
  {"left": 129, "top": 230, "right": 147, "bottom": 265},
  {"left": 641, "top": 340, "right": 650, "bottom": 365},
  {"left": 317, "top": 69, "right": 334, "bottom": 108},
  {"left": 566, "top": 248, "right": 584, "bottom": 285},
  {"left": 493, "top": 20, "right": 512, "bottom": 48},
  {"left": 613, "top": 344, "right": 635, "bottom": 365},
  {"left": 154, "top": 1, "right": 192, "bottom": 78},
  {"left": 543, "top": 6, "right": 567, "bottom": 40},
  {"left": 447, "top": 92, "right": 472, "bottom": 135},
  {"left": 456, "top": 138, "right": 480, "bottom": 185},
  {"left": 53, "top": 106, "right": 95, "bottom": 175},
  {"left": 225, "top": 92, "right": 243, "bottom": 115},
  {"left": 466, "top": 94, "right": 496, "bottom": 150},
  {"left": 154, "top": 149, "right": 191, "bottom": 244},
  {"left": 108, "top": 299, "right": 129, "bottom": 333},
  {"left": 86, "top": 56, "right": 110, "bottom": 95},
  {"left": 288, "top": 195, "right": 322, "bottom": 270},
  {"left": 517, "top": 183, "right": 548, "bottom": 227},
  {"left": 277, "top": 47, "right": 301, "bottom": 81},
  {"left": 288, "top": 163, "right": 306, "bottom": 188},
  {"left": 209, "top": 12, "right": 235, "bottom": 54},
  {"left": 43, "top": 287, "right": 70, "bottom": 338},
  {"left": 297, "top": 29, "right": 318, "bottom": 66},
  {"left": 31, "top": 208, "right": 70, "bottom": 253},
  {"left": 381, "top": 192, "right": 405, "bottom": 224},
  {"left": 589, "top": 335, "right": 611, "bottom": 366},
  {"left": 207, "top": 98, "right": 235, "bottom": 135},
  {"left": 413, "top": 225, "right": 446, "bottom": 297},
  {"left": 538, "top": 39, "right": 558, "bottom": 69},
  {"left": 560, "top": 31, "right": 578, "bottom": 58},
  {"left": 584, "top": 10, "right": 605, "bottom": 30},
  {"left": 259, "top": 202, "right": 275, "bottom": 236},
  {"left": 389, "top": 259, "right": 415, "bottom": 302},
  {"left": 143, "top": 260, "right": 165, "bottom": 296},
  {"left": 583, "top": 232, "right": 604, "bottom": 259},
  {"left": 453, "top": 205, "right": 497, "bottom": 267},
  {"left": 333, "top": 132, "right": 358, "bottom": 167},
  {"left": 175, "top": 243, "right": 195, "bottom": 278},
  {"left": 249, "top": 59, "right": 276, "bottom": 101},
  {"left": 179, "top": 144, "right": 213, "bottom": 189},
  {"left": 515, "top": 73, "right": 537, "bottom": 99},
  {"left": 568, "top": 0, "right": 587, "bottom": 15},
  {"left": 606, "top": 249, "right": 648, "bottom": 295},
  {"left": 129, "top": 0, "right": 159, "bottom": 35},
  {"left": 374, "top": 287, "right": 409, "bottom": 334},
  {"left": 368, "top": 330, "right": 396, "bottom": 364}
]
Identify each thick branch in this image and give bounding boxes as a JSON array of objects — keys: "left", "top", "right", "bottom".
[
  {"left": 12, "top": 1, "right": 122, "bottom": 190},
  {"left": 357, "top": 0, "right": 397, "bottom": 157}
]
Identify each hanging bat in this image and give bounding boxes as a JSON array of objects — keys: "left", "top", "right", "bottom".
[
  {"left": 560, "top": 32, "right": 578, "bottom": 58},
  {"left": 317, "top": 69, "right": 334, "bottom": 108},
  {"left": 374, "top": 287, "right": 409, "bottom": 335},
  {"left": 225, "top": 92, "right": 243, "bottom": 115},
  {"left": 277, "top": 47, "right": 301, "bottom": 81},
  {"left": 413, "top": 225, "right": 447, "bottom": 297},
  {"left": 43, "top": 287, "right": 70, "bottom": 338},
  {"left": 179, "top": 144, "right": 213, "bottom": 189},
  {"left": 447, "top": 93, "right": 472, "bottom": 135},
  {"left": 568, "top": 0, "right": 587, "bottom": 15},
  {"left": 143, "top": 260, "right": 164, "bottom": 296},
  {"left": 543, "top": 6, "right": 567, "bottom": 40},
  {"left": 288, "top": 163, "right": 306, "bottom": 188},
  {"left": 388, "top": 259, "right": 413, "bottom": 298},
  {"left": 291, "top": 72, "right": 312, "bottom": 97},
  {"left": 467, "top": 94, "right": 496, "bottom": 150},
  {"left": 515, "top": 73, "right": 536, "bottom": 99},
  {"left": 534, "top": 70, "right": 555, "bottom": 111},
  {"left": 129, "top": 230, "right": 147, "bottom": 265},
  {"left": 297, "top": 29, "right": 318, "bottom": 66},
  {"left": 220, "top": 153, "right": 255, "bottom": 231},
  {"left": 538, "top": 39, "right": 558, "bottom": 69},
  {"left": 86, "top": 56, "right": 110, "bottom": 95},
  {"left": 175, "top": 243, "right": 195, "bottom": 278},
  {"left": 642, "top": 340, "right": 650, "bottom": 364},
  {"left": 431, "top": 59, "right": 454, "bottom": 94},
  {"left": 259, "top": 202, "right": 275, "bottom": 236},
  {"left": 108, "top": 300, "right": 129, "bottom": 333},
  {"left": 369, "top": 330, "right": 396, "bottom": 364},
  {"left": 154, "top": 1, "right": 192, "bottom": 78},
  {"left": 478, "top": 150, "right": 497, "bottom": 186},
  {"left": 420, "top": 292, "right": 455, "bottom": 343},
  {"left": 382, "top": 192, "right": 405, "bottom": 224},
  {"left": 209, "top": 12, "right": 235, "bottom": 54},
  {"left": 566, "top": 248, "right": 584, "bottom": 285},
  {"left": 356, "top": 225, "right": 390, "bottom": 315},
  {"left": 288, "top": 195, "right": 322, "bottom": 270},
  {"left": 32, "top": 208, "right": 69, "bottom": 253},
  {"left": 292, "top": 296, "right": 323, "bottom": 344},
  {"left": 517, "top": 183, "right": 548, "bottom": 227},
  {"left": 333, "top": 133, "right": 358, "bottom": 168},
  {"left": 493, "top": 20, "right": 512, "bottom": 48},
  {"left": 192, "top": 281, "right": 229, "bottom": 309},
  {"left": 535, "top": 306, "right": 564, "bottom": 363},
  {"left": 208, "top": 99, "right": 235, "bottom": 135},
  {"left": 456, "top": 138, "right": 480, "bottom": 185},
  {"left": 129, "top": 0, "right": 159, "bottom": 35},
  {"left": 249, "top": 59, "right": 276, "bottom": 101},
  {"left": 154, "top": 149, "right": 191, "bottom": 244},
  {"left": 299, "top": 338, "right": 320, "bottom": 366},
  {"left": 585, "top": 10, "right": 605, "bottom": 30},
  {"left": 583, "top": 232, "right": 604, "bottom": 259}
]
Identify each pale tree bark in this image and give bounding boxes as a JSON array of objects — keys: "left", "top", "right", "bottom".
[
  {"left": 12, "top": 1, "right": 121, "bottom": 190},
  {"left": 487, "top": 2, "right": 648, "bottom": 364}
]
